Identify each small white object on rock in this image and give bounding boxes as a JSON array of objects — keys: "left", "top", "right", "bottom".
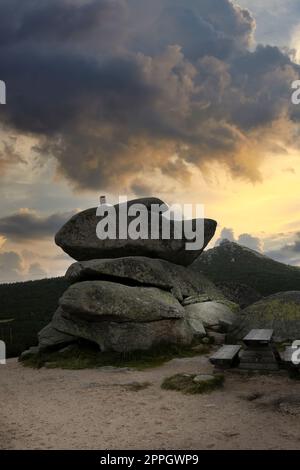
[{"left": 193, "top": 374, "right": 215, "bottom": 384}]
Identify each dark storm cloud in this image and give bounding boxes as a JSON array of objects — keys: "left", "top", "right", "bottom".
[
  {"left": 0, "top": 210, "right": 76, "bottom": 241},
  {"left": 0, "top": 0, "right": 125, "bottom": 45},
  {"left": 128, "top": 0, "right": 255, "bottom": 60},
  {"left": 0, "top": 0, "right": 299, "bottom": 191},
  {"left": 1, "top": 48, "right": 154, "bottom": 134}
]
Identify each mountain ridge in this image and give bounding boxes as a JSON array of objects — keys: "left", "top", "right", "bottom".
[{"left": 192, "top": 239, "right": 300, "bottom": 296}]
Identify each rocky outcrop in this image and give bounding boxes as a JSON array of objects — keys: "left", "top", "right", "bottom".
[
  {"left": 55, "top": 198, "right": 217, "bottom": 266},
  {"left": 27, "top": 197, "right": 223, "bottom": 356},
  {"left": 60, "top": 281, "right": 185, "bottom": 323},
  {"left": 184, "top": 301, "right": 238, "bottom": 332},
  {"left": 38, "top": 323, "right": 77, "bottom": 351},
  {"left": 229, "top": 291, "right": 300, "bottom": 342},
  {"left": 65, "top": 256, "right": 224, "bottom": 302},
  {"left": 46, "top": 308, "right": 193, "bottom": 353}
]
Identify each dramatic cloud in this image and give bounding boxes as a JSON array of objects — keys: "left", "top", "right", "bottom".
[
  {"left": 265, "top": 232, "right": 300, "bottom": 265},
  {"left": 0, "top": 0, "right": 299, "bottom": 192},
  {"left": 216, "top": 227, "right": 235, "bottom": 244},
  {"left": 238, "top": 233, "right": 263, "bottom": 252},
  {"left": 216, "top": 227, "right": 300, "bottom": 266},
  {"left": 0, "top": 250, "right": 48, "bottom": 283},
  {"left": 27, "top": 262, "right": 47, "bottom": 280},
  {"left": 0, "top": 137, "right": 24, "bottom": 174},
  {"left": 0, "top": 251, "right": 24, "bottom": 282},
  {"left": 239, "top": 1, "right": 300, "bottom": 47},
  {"left": 0, "top": 209, "right": 76, "bottom": 241},
  {"left": 216, "top": 227, "right": 262, "bottom": 251}
]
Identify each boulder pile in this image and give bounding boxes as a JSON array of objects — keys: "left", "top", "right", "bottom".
[
  {"left": 36, "top": 197, "right": 239, "bottom": 353},
  {"left": 229, "top": 291, "right": 300, "bottom": 342}
]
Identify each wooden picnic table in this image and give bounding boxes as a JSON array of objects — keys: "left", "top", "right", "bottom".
[
  {"left": 243, "top": 329, "right": 274, "bottom": 347},
  {"left": 240, "top": 329, "right": 279, "bottom": 371}
]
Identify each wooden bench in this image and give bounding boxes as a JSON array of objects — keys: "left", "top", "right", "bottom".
[
  {"left": 209, "top": 345, "right": 242, "bottom": 369},
  {"left": 243, "top": 329, "right": 274, "bottom": 347}
]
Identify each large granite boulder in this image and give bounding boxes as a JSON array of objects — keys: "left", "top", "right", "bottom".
[
  {"left": 36, "top": 265, "right": 226, "bottom": 353},
  {"left": 55, "top": 198, "right": 217, "bottom": 266},
  {"left": 184, "top": 301, "right": 238, "bottom": 330},
  {"left": 229, "top": 291, "right": 300, "bottom": 342},
  {"left": 59, "top": 281, "right": 185, "bottom": 323},
  {"left": 65, "top": 256, "right": 224, "bottom": 302},
  {"left": 47, "top": 308, "right": 193, "bottom": 352}
]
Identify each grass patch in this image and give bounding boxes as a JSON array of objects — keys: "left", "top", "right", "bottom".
[
  {"left": 161, "top": 373, "right": 224, "bottom": 394},
  {"left": 20, "top": 340, "right": 211, "bottom": 371},
  {"left": 288, "top": 368, "right": 300, "bottom": 381}
]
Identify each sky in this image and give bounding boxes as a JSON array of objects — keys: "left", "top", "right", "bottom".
[{"left": 1, "top": 0, "right": 300, "bottom": 283}]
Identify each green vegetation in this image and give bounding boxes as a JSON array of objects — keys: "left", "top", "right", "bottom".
[
  {"left": 246, "top": 299, "right": 300, "bottom": 321},
  {"left": 161, "top": 373, "right": 224, "bottom": 394},
  {"left": 193, "top": 241, "right": 300, "bottom": 297},
  {"left": 0, "top": 277, "right": 70, "bottom": 357},
  {"left": 20, "top": 340, "right": 211, "bottom": 370},
  {"left": 288, "top": 369, "right": 300, "bottom": 381}
]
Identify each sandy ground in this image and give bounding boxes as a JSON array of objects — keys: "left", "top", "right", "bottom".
[{"left": 1, "top": 355, "right": 300, "bottom": 450}]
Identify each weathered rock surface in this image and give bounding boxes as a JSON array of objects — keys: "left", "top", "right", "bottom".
[
  {"left": 184, "top": 301, "right": 238, "bottom": 330},
  {"left": 38, "top": 323, "right": 77, "bottom": 351},
  {"left": 51, "top": 308, "right": 193, "bottom": 352},
  {"left": 60, "top": 281, "right": 185, "bottom": 323},
  {"left": 229, "top": 291, "right": 300, "bottom": 342},
  {"left": 55, "top": 198, "right": 217, "bottom": 266},
  {"left": 65, "top": 256, "right": 224, "bottom": 302},
  {"left": 193, "top": 374, "right": 216, "bottom": 384},
  {"left": 184, "top": 311, "right": 206, "bottom": 338},
  {"left": 19, "top": 346, "right": 40, "bottom": 361},
  {"left": 207, "top": 331, "right": 226, "bottom": 345}
]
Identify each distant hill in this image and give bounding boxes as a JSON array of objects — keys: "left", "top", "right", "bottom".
[
  {"left": 0, "top": 277, "right": 70, "bottom": 357},
  {"left": 192, "top": 240, "right": 300, "bottom": 297}
]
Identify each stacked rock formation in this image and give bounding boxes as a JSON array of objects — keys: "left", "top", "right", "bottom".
[{"left": 37, "top": 197, "right": 238, "bottom": 353}]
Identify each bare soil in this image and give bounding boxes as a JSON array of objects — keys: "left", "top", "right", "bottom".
[{"left": 1, "top": 356, "right": 300, "bottom": 450}]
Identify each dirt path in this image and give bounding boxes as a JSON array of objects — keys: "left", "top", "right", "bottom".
[{"left": 1, "top": 356, "right": 300, "bottom": 450}]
